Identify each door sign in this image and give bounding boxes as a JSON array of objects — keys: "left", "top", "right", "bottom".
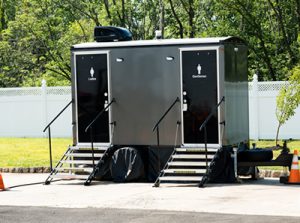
[
  {"left": 88, "top": 67, "right": 97, "bottom": 81},
  {"left": 192, "top": 64, "right": 207, "bottom": 79}
]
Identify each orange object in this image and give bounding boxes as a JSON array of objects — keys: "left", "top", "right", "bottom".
[
  {"left": 0, "top": 173, "right": 5, "bottom": 191},
  {"left": 288, "top": 150, "right": 300, "bottom": 183}
]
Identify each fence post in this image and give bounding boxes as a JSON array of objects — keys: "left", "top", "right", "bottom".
[
  {"left": 252, "top": 74, "right": 259, "bottom": 140},
  {"left": 41, "top": 79, "right": 48, "bottom": 137}
]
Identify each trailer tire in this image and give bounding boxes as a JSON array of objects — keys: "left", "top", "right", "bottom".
[
  {"left": 238, "top": 149, "right": 273, "bottom": 162},
  {"left": 110, "top": 147, "right": 145, "bottom": 182}
]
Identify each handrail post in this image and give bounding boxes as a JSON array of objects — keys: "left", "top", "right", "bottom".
[
  {"left": 152, "top": 97, "right": 180, "bottom": 145},
  {"left": 204, "top": 125, "right": 208, "bottom": 172},
  {"left": 84, "top": 98, "right": 116, "bottom": 173},
  {"left": 156, "top": 126, "right": 161, "bottom": 174},
  {"left": 198, "top": 96, "right": 225, "bottom": 187},
  {"left": 156, "top": 126, "right": 160, "bottom": 147},
  {"left": 153, "top": 121, "right": 181, "bottom": 187},
  {"left": 152, "top": 97, "right": 180, "bottom": 175},
  {"left": 42, "top": 100, "right": 73, "bottom": 174},
  {"left": 233, "top": 147, "right": 238, "bottom": 180},
  {"left": 90, "top": 126, "right": 95, "bottom": 170},
  {"left": 48, "top": 127, "right": 53, "bottom": 171},
  {"left": 174, "top": 121, "right": 181, "bottom": 147}
]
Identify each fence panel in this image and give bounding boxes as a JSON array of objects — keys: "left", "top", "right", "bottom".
[
  {"left": 249, "top": 76, "right": 300, "bottom": 140},
  {"left": 0, "top": 78, "right": 299, "bottom": 139},
  {"left": 0, "top": 85, "right": 72, "bottom": 138}
]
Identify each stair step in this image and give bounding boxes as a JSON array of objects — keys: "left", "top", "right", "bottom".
[
  {"left": 60, "top": 160, "right": 96, "bottom": 165},
  {"left": 69, "top": 147, "right": 107, "bottom": 151},
  {"left": 176, "top": 148, "right": 218, "bottom": 153},
  {"left": 159, "top": 176, "right": 203, "bottom": 182},
  {"left": 168, "top": 161, "right": 210, "bottom": 167},
  {"left": 163, "top": 169, "right": 206, "bottom": 174},
  {"left": 55, "top": 167, "right": 93, "bottom": 172},
  {"left": 65, "top": 153, "right": 103, "bottom": 158},
  {"left": 172, "top": 154, "right": 214, "bottom": 159},
  {"left": 154, "top": 146, "right": 217, "bottom": 186},
  {"left": 51, "top": 174, "right": 90, "bottom": 180}
]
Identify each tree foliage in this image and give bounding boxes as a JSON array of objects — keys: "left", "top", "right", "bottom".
[
  {"left": 0, "top": 0, "right": 19, "bottom": 31},
  {"left": 275, "top": 66, "right": 300, "bottom": 144},
  {"left": 0, "top": 0, "right": 300, "bottom": 86},
  {"left": 208, "top": 0, "right": 300, "bottom": 81}
]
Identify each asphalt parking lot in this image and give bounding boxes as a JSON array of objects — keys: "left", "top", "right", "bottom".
[
  {"left": 0, "top": 173, "right": 300, "bottom": 222},
  {"left": 1, "top": 206, "right": 300, "bottom": 223}
]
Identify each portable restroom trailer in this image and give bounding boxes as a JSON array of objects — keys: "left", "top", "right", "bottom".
[
  {"left": 61, "top": 30, "right": 249, "bottom": 185},
  {"left": 71, "top": 37, "right": 248, "bottom": 146}
]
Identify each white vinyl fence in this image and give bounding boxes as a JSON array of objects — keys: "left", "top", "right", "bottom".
[
  {"left": 249, "top": 75, "right": 300, "bottom": 140},
  {"left": 0, "top": 81, "right": 72, "bottom": 137},
  {"left": 0, "top": 77, "right": 299, "bottom": 139}
]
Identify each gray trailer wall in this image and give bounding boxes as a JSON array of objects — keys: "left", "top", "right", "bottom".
[
  {"left": 223, "top": 44, "right": 249, "bottom": 145},
  {"left": 110, "top": 46, "right": 182, "bottom": 146}
]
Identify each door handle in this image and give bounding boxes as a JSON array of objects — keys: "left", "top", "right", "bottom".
[
  {"left": 104, "top": 100, "right": 108, "bottom": 111},
  {"left": 183, "top": 104, "right": 187, "bottom": 111}
]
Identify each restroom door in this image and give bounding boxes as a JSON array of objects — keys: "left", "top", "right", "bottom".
[
  {"left": 181, "top": 49, "right": 219, "bottom": 144},
  {"left": 75, "top": 52, "right": 110, "bottom": 143}
]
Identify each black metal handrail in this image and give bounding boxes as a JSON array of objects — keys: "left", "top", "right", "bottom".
[
  {"left": 84, "top": 98, "right": 116, "bottom": 170},
  {"left": 45, "top": 146, "right": 72, "bottom": 185},
  {"left": 153, "top": 121, "right": 181, "bottom": 187},
  {"left": 152, "top": 97, "right": 180, "bottom": 146},
  {"left": 199, "top": 96, "right": 225, "bottom": 132},
  {"left": 84, "top": 143, "right": 115, "bottom": 186},
  {"left": 199, "top": 96, "right": 225, "bottom": 187},
  {"left": 84, "top": 120, "right": 116, "bottom": 186},
  {"left": 43, "top": 99, "right": 73, "bottom": 171}
]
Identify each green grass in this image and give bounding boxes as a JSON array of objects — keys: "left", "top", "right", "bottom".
[
  {"left": 251, "top": 140, "right": 300, "bottom": 151},
  {"left": 0, "top": 138, "right": 72, "bottom": 168},
  {"left": 0, "top": 138, "right": 299, "bottom": 169},
  {"left": 251, "top": 140, "right": 300, "bottom": 157}
]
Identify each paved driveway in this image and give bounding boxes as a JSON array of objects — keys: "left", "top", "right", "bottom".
[
  {"left": 1, "top": 206, "right": 300, "bottom": 223},
  {"left": 0, "top": 173, "right": 300, "bottom": 222}
]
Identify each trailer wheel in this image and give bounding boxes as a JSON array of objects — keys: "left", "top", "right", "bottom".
[{"left": 110, "top": 147, "right": 145, "bottom": 182}]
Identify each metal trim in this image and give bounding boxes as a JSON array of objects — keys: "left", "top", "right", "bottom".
[
  {"left": 182, "top": 143, "right": 221, "bottom": 148},
  {"left": 76, "top": 142, "right": 111, "bottom": 147},
  {"left": 72, "top": 37, "right": 239, "bottom": 49},
  {"left": 73, "top": 50, "right": 111, "bottom": 145},
  {"left": 216, "top": 47, "right": 222, "bottom": 147},
  {"left": 217, "top": 46, "right": 225, "bottom": 145},
  {"left": 179, "top": 46, "right": 221, "bottom": 147}
]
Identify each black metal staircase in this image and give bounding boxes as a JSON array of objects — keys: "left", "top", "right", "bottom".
[
  {"left": 45, "top": 145, "right": 110, "bottom": 184},
  {"left": 45, "top": 98, "right": 116, "bottom": 185},
  {"left": 154, "top": 146, "right": 217, "bottom": 186},
  {"left": 154, "top": 96, "right": 225, "bottom": 187}
]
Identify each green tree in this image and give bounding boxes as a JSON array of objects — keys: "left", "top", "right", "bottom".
[
  {"left": 1, "top": 0, "right": 300, "bottom": 86},
  {"left": 205, "top": 0, "right": 299, "bottom": 81},
  {"left": 0, "top": 0, "right": 94, "bottom": 87},
  {"left": 275, "top": 66, "right": 300, "bottom": 144},
  {"left": 0, "top": 0, "right": 20, "bottom": 31}
]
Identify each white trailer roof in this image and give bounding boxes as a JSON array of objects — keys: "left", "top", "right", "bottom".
[{"left": 72, "top": 37, "right": 242, "bottom": 49}]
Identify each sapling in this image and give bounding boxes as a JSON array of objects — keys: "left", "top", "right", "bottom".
[{"left": 275, "top": 66, "right": 300, "bottom": 145}]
